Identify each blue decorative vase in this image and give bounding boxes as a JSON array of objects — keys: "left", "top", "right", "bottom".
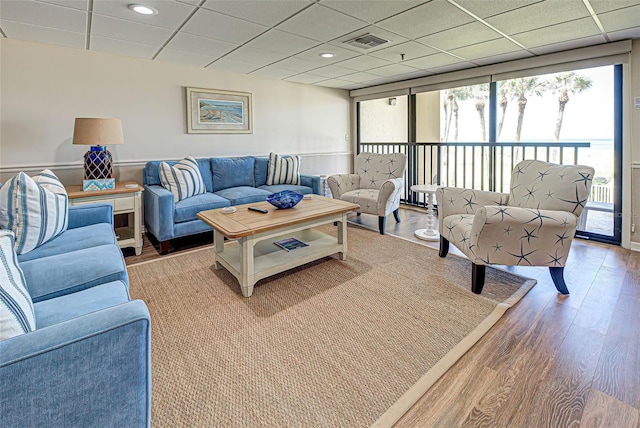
[{"left": 84, "top": 146, "right": 113, "bottom": 180}]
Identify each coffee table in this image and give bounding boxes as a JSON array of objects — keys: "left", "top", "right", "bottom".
[{"left": 197, "top": 196, "right": 359, "bottom": 297}]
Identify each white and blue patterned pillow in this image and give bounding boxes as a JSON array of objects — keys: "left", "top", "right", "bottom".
[
  {"left": 266, "top": 152, "right": 301, "bottom": 185},
  {"left": 159, "top": 156, "right": 206, "bottom": 202},
  {"left": 0, "top": 230, "right": 36, "bottom": 340},
  {"left": 0, "top": 170, "right": 69, "bottom": 254}
]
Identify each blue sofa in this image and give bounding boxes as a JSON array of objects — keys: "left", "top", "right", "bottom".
[
  {"left": 0, "top": 203, "right": 151, "bottom": 428},
  {"left": 143, "top": 156, "right": 321, "bottom": 254}
]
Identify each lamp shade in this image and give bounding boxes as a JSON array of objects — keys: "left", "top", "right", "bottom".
[{"left": 72, "top": 118, "right": 124, "bottom": 146}]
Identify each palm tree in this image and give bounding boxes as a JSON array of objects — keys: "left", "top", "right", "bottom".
[
  {"left": 442, "top": 87, "right": 472, "bottom": 142},
  {"left": 497, "top": 82, "right": 514, "bottom": 139},
  {"left": 511, "top": 77, "right": 546, "bottom": 142},
  {"left": 472, "top": 84, "right": 489, "bottom": 141},
  {"left": 547, "top": 72, "right": 592, "bottom": 141}
]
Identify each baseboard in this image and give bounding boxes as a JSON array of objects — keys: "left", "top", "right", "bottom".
[{"left": 629, "top": 241, "right": 640, "bottom": 252}]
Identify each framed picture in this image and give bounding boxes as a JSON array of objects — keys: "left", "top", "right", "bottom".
[{"left": 186, "top": 87, "right": 252, "bottom": 134}]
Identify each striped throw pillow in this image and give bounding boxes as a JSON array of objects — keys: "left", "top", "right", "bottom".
[
  {"left": 0, "top": 170, "right": 68, "bottom": 255},
  {"left": 0, "top": 230, "right": 36, "bottom": 340},
  {"left": 159, "top": 156, "right": 206, "bottom": 202},
  {"left": 266, "top": 152, "right": 301, "bottom": 185}
]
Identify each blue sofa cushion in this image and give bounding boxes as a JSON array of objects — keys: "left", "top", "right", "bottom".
[
  {"left": 214, "top": 186, "right": 272, "bottom": 205},
  {"left": 17, "top": 223, "right": 116, "bottom": 263},
  {"left": 254, "top": 157, "right": 269, "bottom": 187},
  {"left": 258, "top": 184, "right": 313, "bottom": 195},
  {"left": 20, "top": 244, "right": 128, "bottom": 303},
  {"left": 174, "top": 193, "right": 230, "bottom": 223},
  {"left": 211, "top": 157, "right": 256, "bottom": 192},
  {"left": 34, "top": 281, "right": 130, "bottom": 328},
  {"left": 144, "top": 158, "right": 213, "bottom": 193}
]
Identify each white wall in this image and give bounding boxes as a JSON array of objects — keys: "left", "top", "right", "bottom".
[{"left": 0, "top": 39, "right": 352, "bottom": 184}]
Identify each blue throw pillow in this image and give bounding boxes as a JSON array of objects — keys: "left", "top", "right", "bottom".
[{"left": 267, "top": 152, "right": 301, "bottom": 185}]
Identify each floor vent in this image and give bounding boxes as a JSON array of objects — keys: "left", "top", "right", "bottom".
[{"left": 344, "top": 33, "right": 389, "bottom": 50}]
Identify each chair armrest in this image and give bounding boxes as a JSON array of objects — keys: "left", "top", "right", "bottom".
[
  {"left": 436, "top": 187, "right": 509, "bottom": 231},
  {"left": 300, "top": 174, "right": 321, "bottom": 195},
  {"left": 0, "top": 300, "right": 151, "bottom": 427},
  {"left": 327, "top": 174, "right": 360, "bottom": 198},
  {"left": 469, "top": 205, "right": 578, "bottom": 266},
  {"left": 378, "top": 177, "right": 404, "bottom": 213},
  {"left": 143, "top": 184, "right": 175, "bottom": 241},
  {"left": 67, "top": 203, "right": 114, "bottom": 229}
]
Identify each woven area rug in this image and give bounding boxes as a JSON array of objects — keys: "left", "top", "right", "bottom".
[{"left": 128, "top": 225, "right": 536, "bottom": 427}]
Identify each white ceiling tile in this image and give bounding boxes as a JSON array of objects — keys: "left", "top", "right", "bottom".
[
  {"left": 176, "top": 0, "right": 201, "bottom": 4},
  {"left": 327, "top": 25, "right": 408, "bottom": 54},
  {"left": 423, "top": 61, "right": 475, "bottom": 75},
  {"left": 528, "top": 35, "right": 608, "bottom": 55},
  {"left": 368, "top": 41, "right": 438, "bottom": 63},
  {"left": 207, "top": 58, "right": 259, "bottom": 73},
  {"left": 449, "top": 38, "right": 523, "bottom": 61},
  {"left": 402, "top": 52, "right": 466, "bottom": 69},
  {"left": 276, "top": 3, "right": 367, "bottom": 42},
  {"left": 91, "top": 14, "right": 173, "bottom": 46},
  {"left": 376, "top": 1, "right": 475, "bottom": 39},
  {"left": 339, "top": 71, "right": 380, "bottom": 83},
  {"left": 36, "top": 0, "right": 88, "bottom": 11},
  {"left": 182, "top": 8, "right": 268, "bottom": 44},
  {"left": 165, "top": 32, "right": 237, "bottom": 57},
  {"left": 0, "top": 0, "right": 86, "bottom": 33},
  {"left": 90, "top": 35, "right": 158, "bottom": 58},
  {"left": 368, "top": 63, "right": 420, "bottom": 77},
  {"left": 92, "top": 0, "right": 196, "bottom": 30},
  {"left": 270, "top": 56, "right": 319, "bottom": 72},
  {"left": 607, "top": 26, "right": 640, "bottom": 41},
  {"left": 293, "top": 43, "right": 360, "bottom": 63},
  {"left": 246, "top": 29, "right": 319, "bottom": 55},
  {"left": 392, "top": 69, "right": 433, "bottom": 80},
  {"left": 332, "top": 55, "right": 392, "bottom": 71},
  {"left": 452, "top": 0, "right": 542, "bottom": 19},
  {"left": 472, "top": 50, "right": 533, "bottom": 66},
  {"left": 320, "top": 0, "right": 427, "bottom": 24},
  {"left": 249, "top": 66, "right": 298, "bottom": 79},
  {"left": 416, "top": 22, "right": 502, "bottom": 51},
  {"left": 486, "top": 0, "right": 591, "bottom": 35},
  {"left": 589, "top": 0, "right": 640, "bottom": 14},
  {"left": 313, "top": 78, "right": 354, "bottom": 88},
  {"left": 0, "top": 19, "right": 85, "bottom": 48},
  {"left": 511, "top": 17, "right": 601, "bottom": 48},
  {"left": 284, "top": 73, "right": 328, "bottom": 84},
  {"left": 224, "top": 46, "right": 290, "bottom": 67},
  {"left": 598, "top": 5, "right": 640, "bottom": 32},
  {"left": 201, "top": 0, "right": 311, "bottom": 26},
  {"left": 306, "top": 64, "right": 355, "bottom": 78},
  {"left": 155, "top": 48, "right": 216, "bottom": 67}
]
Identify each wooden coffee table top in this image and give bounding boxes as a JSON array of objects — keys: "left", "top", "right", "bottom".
[{"left": 197, "top": 196, "right": 359, "bottom": 239}]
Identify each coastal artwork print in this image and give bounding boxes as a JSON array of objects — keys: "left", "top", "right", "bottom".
[{"left": 186, "top": 88, "right": 252, "bottom": 134}]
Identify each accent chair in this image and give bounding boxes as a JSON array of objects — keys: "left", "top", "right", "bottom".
[
  {"left": 436, "top": 159, "right": 595, "bottom": 295},
  {"left": 327, "top": 152, "right": 407, "bottom": 234}
]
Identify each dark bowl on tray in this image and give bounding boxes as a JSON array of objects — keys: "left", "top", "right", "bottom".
[{"left": 266, "top": 190, "right": 304, "bottom": 209}]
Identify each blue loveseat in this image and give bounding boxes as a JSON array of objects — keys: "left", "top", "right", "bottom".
[
  {"left": 143, "top": 156, "right": 321, "bottom": 254},
  {"left": 0, "top": 203, "right": 151, "bottom": 428}
]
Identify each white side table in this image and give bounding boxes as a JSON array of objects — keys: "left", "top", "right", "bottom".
[{"left": 411, "top": 184, "right": 440, "bottom": 241}]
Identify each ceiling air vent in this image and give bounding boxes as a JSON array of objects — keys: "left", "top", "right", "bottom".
[{"left": 344, "top": 33, "right": 389, "bottom": 50}]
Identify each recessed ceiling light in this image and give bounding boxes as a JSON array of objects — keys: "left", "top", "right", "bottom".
[
  {"left": 128, "top": 4, "right": 158, "bottom": 15},
  {"left": 319, "top": 53, "right": 335, "bottom": 58}
]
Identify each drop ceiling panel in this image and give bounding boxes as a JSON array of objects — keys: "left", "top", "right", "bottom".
[
  {"left": 293, "top": 44, "right": 360, "bottom": 63},
  {"left": 92, "top": 0, "right": 196, "bottom": 30},
  {"left": 512, "top": 17, "right": 602, "bottom": 48},
  {"left": 249, "top": 66, "right": 298, "bottom": 79},
  {"left": 36, "top": 0, "right": 89, "bottom": 11},
  {"left": 284, "top": 73, "right": 328, "bottom": 84},
  {"left": 486, "top": 0, "right": 591, "bottom": 35},
  {"left": 0, "top": 19, "right": 85, "bottom": 48},
  {"left": 276, "top": 4, "right": 367, "bottom": 42},
  {"left": 320, "top": 0, "right": 427, "bottom": 24},
  {"left": 245, "top": 29, "right": 319, "bottom": 55},
  {"left": 416, "top": 22, "right": 502, "bottom": 51},
  {"left": 449, "top": 38, "right": 524, "bottom": 61},
  {"left": 368, "top": 63, "right": 420, "bottom": 77},
  {"left": 328, "top": 25, "right": 408, "bottom": 53},
  {"left": 201, "top": 0, "right": 312, "bottom": 27},
  {"left": 182, "top": 8, "right": 268, "bottom": 44},
  {"left": 90, "top": 35, "right": 158, "bottom": 58},
  {"left": 223, "top": 46, "right": 290, "bottom": 67},
  {"left": 472, "top": 50, "right": 533, "bottom": 66},
  {"left": 339, "top": 71, "right": 382, "bottom": 83},
  {"left": 376, "top": 1, "right": 475, "bottom": 39},
  {"left": 528, "top": 35, "right": 608, "bottom": 55},
  {"left": 452, "top": 0, "right": 542, "bottom": 19},
  {"left": 424, "top": 61, "right": 475, "bottom": 74},
  {"left": 589, "top": 0, "right": 640, "bottom": 13},
  {"left": 402, "top": 52, "right": 467, "bottom": 69},
  {"left": 305, "top": 64, "right": 355, "bottom": 78},
  {"left": 368, "top": 41, "right": 439, "bottom": 63},
  {"left": 91, "top": 14, "right": 173, "bottom": 46},
  {"left": 598, "top": 5, "right": 640, "bottom": 32},
  {"left": 313, "top": 78, "right": 356, "bottom": 88},
  {"left": 607, "top": 26, "right": 640, "bottom": 41},
  {"left": 0, "top": 0, "right": 87, "bottom": 33},
  {"left": 155, "top": 49, "right": 216, "bottom": 67},
  {"left": 164, "top": 32, "right": 237, "bottom": 58},
  {"left": 270, "top": 56, "right": 319, "bottom": 72},
  {"left": 207, "top": 58, "right": 258, "bottom": 73},
  {"left": 332, "top": 55, "right": 392, "bottom": 71}
]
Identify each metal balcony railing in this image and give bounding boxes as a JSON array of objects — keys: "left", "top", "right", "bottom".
[{"left": 357, "top": 141, "right": 591, "bottom": 208}]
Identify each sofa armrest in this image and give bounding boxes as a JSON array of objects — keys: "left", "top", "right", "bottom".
[
  {"left": 143, "top": 184, "right": 175, "bottom": 241},
  {"left": 436, "top": 187, "right": 509, "bottom": 231},
  {"left": 67, "top": 203, "right": 114, "bottom": 229},
  {"left": 300, "top": 174, "right": 321, "bottom": 195},
  {"left": 327, "top": 174, "right": 360, "bottom": 198},
  {"left": 0, "top": 300, "right": 151, "bottom": 428},
  {"left": 378, "top": 177, "right": 404, "bottom": 214}
]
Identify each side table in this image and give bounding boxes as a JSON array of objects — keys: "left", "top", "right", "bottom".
[
  {"left": 410, "top": 184, "right": 440, "bottom": 241},
  {"left": 66, "top": 181, "right": 143, "bottom": 255}
]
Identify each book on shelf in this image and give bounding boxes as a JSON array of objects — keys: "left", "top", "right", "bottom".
[{"left": 274, "top": 237, "right": 308, "bottom": 252}]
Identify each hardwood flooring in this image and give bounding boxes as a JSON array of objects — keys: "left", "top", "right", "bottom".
[{"left": 123, "top": 207, "right": 640, "bottom": 427}]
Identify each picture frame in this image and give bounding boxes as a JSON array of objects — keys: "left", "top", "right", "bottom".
[{"left": 186, "top": 87, "right": 252, "bottom": 134}]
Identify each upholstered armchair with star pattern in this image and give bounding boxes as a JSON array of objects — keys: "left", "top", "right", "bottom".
[
  {"left": 327, "top": 152, "right": 407, "bottom": 234},
  {"left": 436, "top": 159, "right": 594, "bottom": 295}
]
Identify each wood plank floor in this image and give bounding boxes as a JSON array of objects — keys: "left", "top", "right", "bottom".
[{"left": 123, "top": 207, "right": 640, "bottom": 427}]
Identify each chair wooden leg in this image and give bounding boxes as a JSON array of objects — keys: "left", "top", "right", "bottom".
[
  {"left": 378, "top": 216, "right": 386, "bottom": 235},
  {"left": 160, "top": 241, "right": 169, "bottom": 255},
  {"left": 393, "top": 209, "right": 401, "bottom": 223},
  {"left": 472, "top": 263, "right": 486, "bottom": 294},
  {"left": 356, "top": 212, "right": 361, "bottom": 216},
  {"left": 439, "top": 236, "right": 449, "bottom": 257},
  {"left": 549, "top": 267, "right": 570, "bottom": 294}
]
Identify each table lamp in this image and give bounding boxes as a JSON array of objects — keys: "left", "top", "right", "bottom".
[{"left": 73, "top": 118, "right": 124, "bottom": 191}]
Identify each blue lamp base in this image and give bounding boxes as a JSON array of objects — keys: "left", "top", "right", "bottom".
[{"left": 83, "top": 146, "right": 115, "bottom": 191}]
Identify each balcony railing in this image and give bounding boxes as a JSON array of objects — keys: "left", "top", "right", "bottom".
[{"left": 358, "top": 141, "right": 591, "bottom": 207}]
